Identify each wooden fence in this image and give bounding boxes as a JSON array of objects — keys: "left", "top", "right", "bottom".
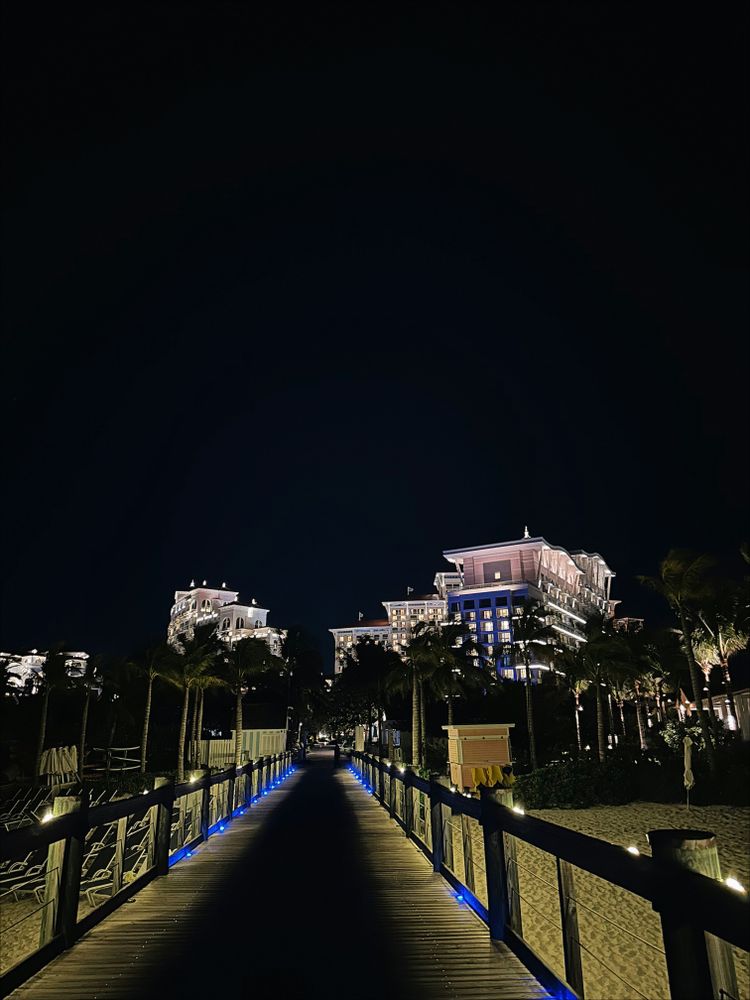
[{"left": 350, "top": 750, "right": 749, "bottom": 1000}]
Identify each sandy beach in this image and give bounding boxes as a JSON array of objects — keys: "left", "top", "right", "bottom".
[{"left": 444, "top": 799, "right": 750, "bottom": 1000}]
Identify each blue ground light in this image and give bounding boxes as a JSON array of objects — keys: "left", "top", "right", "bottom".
[{"left": 169, "top": 766, "right": 295, "bottom": 867}]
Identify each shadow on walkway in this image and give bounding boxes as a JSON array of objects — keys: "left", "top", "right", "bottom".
[{"left": 149, "top": 750, "right": 413, "bottom": 999}]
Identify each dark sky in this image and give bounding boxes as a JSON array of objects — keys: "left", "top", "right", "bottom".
[{"left": 2, "top": 5, "right": 748, "bottom": 664}]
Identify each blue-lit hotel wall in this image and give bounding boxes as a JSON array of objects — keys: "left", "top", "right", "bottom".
[{"left": 448, "top": 587, "right": 530, "bottom": 678}]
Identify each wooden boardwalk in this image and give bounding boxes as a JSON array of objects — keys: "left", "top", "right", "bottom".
[
  {"left": 10, "top": 753, "right": 548, "bottom": 999},
  {"left": 339, "top": 766, "right": 549, "bottom": 1000}
]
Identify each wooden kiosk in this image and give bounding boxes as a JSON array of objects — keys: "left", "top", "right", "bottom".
[{"left": 442, "top": 723, "right": 514, "bottom": 791}]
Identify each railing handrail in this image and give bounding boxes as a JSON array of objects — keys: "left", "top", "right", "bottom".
[{"left": 351, "top": 750, "right": 750, "bottom": 954}]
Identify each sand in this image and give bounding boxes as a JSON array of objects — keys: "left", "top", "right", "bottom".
[{"left": 441, "top": 800, "right": 750, "bottom": 1000}]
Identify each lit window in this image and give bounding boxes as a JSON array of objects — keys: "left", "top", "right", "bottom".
[
  {"left": 497, "top": 608, "right": 509, "bottom": 618},
  {"left": 482, "top": 621, "right": 493, "bottom": 632},
  {"left": 482, "top": 610, "right": 493, "bottom": 620},
  {"left": 467, "top": 611, "right": 477, "bottom": 621},
  {"left": 222, "top": 617, "right": 230, "bottom": 630}
]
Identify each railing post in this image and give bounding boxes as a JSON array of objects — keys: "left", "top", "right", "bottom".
[
  {"left": 155, "top": 776, "right": 175, "bottom": 875},
  {"left": 200, "top": 775, "right": 211, "bottom": 840},
  {"left": 479, "top": 788, "right": 509, "bottom": 941},
  {"left": 111, "top": 814, "right": 127, "bottom": 895},
  {"left": 648, "top": 829, "right": 738, "bottom": 1000},
  {"left": 403, "top": 769, "right": 414, "bottom": 838},
  {"left": 429, "top": 780, "right": 444, "bottom": 873},
  {"left": 47, "top": 790, "right": 88, "bottom": 948},
  {"left": 505, "top": 829, "right": 523, "bottom": 937},
  {"left": 378, "top": 758, "right": 385, "bottom": 803},
  {"left": 556, "top": 857, "right": 585, "bottom": 998},
  {"left": 389, "top": 765, "right": 396, "bottom": 818},
  {"left": 226, "top": 770, "right": 236, "bottom": 819}
]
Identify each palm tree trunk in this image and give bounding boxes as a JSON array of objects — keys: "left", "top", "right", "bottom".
[
  {"left": 634, "top": 682, "right": 647, "bottom": 751},
  {"left": 188, "top": 689, "right": 199, "bottom": 768},
  {"left": 606, "top": 691, "right": 616, "bottom": 745},
  {"left": 678, "top": 608, "right": 717, "bottom": 774},
  {"left": 447, "top": 696, "right": 454, "bottom": 727},
  {"left": 235, "top": 687, "right": 243, "bottom": 767},
  {"left": 524, "top": 672, "right": 538, "bottom": 770},
  {"left": 411, "top": 674, "right": 419, "bottom": 767},
  {"left": 140, "top": 675, "right": 154, "bottom": 774},
  {"left": 573, "top": 691, "right": 582, "bottom": 751},
  {"left": 34, "top": 688, "right": 50, "bottom": 787},
  {"left": 177, "top": 686, "right": 190, "bottom": 783},
  {"left": 196, "top": 689, "right": 205, "bottom": 764},
  {"left": 719, "top": 655, "right": 739, "bottom": 733},
  {"left": 79, "top": 687, "right": 91, "bottom": 780},
  {"left": 419, "top": 681, "right": 426, "bottom": 770},
  {"left": 595, "top": 683, "right": 606, "bottom": 762},
  {"left": 655, "top": 678, "right": 664, "bottom": 722},
  {"left": 618, "top": 699, "right": 626, "bottom": 738}
]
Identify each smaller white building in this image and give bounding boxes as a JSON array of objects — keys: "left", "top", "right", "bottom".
[
  {"left": 1, "top": 650, "right": 89, "bottom": 693},
  {"left": 329, "top": 619, "right": 391, "bottom": 675}
]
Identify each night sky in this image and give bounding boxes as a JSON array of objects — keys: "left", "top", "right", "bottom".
[{"left": 2, "top": 6, "right": 747, "bottom": 664}]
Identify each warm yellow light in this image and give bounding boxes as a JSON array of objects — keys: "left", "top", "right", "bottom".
[
  {"left": 626, "top": 846, "right": 640, "bottom": 856},
  {"left": 725, "top": 876, "right": 746, "bottom": 893},
  {"left": 41, "top": 812, "right": 53, "bottom": 823},
  {"left": 512, "top": 805, "right": 525, "bottom": 815}
]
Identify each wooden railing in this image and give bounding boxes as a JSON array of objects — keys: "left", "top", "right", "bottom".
[
  {"left": 0, "top": 751, "right": 297, "bottom": 996},
  {"left": 350, "top": 751, "right": 749, "bottom": 1000}
]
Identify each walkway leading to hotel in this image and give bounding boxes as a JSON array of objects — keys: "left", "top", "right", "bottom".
[{"left": 11, "top": 751, "right": 548, "bottom": 1000}]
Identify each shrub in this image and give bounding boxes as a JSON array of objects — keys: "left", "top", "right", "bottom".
[
  {"left": 660, "top": 717, "right": 735, "bottom": 753},
  {"left": 515, "top": 744, "right": 750, "bottom": 809}
]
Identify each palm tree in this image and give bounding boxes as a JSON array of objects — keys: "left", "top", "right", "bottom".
[
  {"left": 78, "top": 655, "right": 102, "bottom": 779},
  {"left": 409, "top": 621, "right": 484, "bottom": 727},
  {"left": 563, "top": 660, "right": 590, "bottom": 751},
  {"left": 132, "top": 645, "right": 174, "bottom": 774},
  {"left": 385, "top": 649, "right": 423, "bottom": 767},
  {"left": 639, "top": 551, "right": 718, "bottom": 774},
  {"left": 693, "top": 583, "right": 748, "bottom": 733},
  {"left": 509, "top": 600, "right": 558, "bottom": 771},
  {"left": 558, "top": 615, "right": 627, "bottom": 761},
  {"left": 221, "top": 637, "right": 277, "bottom": 767},
  {"left": 164, "top": 625, "right": 220, "bottom": 782},
  {"left": 33, "top": 644, "right": 69, "bottom": 786},
  {"left": 100, "top": 658, "right": 134, "bottom": 757}
]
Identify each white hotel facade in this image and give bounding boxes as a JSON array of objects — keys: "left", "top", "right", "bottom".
[{"left": 168, "top": 581, "right": 285, "bottom": 656}]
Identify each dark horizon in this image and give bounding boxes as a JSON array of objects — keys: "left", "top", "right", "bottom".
[{"left": 2, "top": 6, "right": 748, "bottom": 662}]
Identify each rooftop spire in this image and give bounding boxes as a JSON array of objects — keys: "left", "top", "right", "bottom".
[{"left": 523, "top": 525, "right": 530, "bottom": 538}]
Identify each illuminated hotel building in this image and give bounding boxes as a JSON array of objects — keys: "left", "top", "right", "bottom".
[
  {"left": 330, "top": 570, "right": 461, "bottom": 671},
  {"left": 330, "top": 619, "right": 391, "bottom": 675},
  {"left": 443, "top": 532, "right": 616, "bottom": 681},
  {"left": 167, "top": 581, "right": 285, "bottom": 657},
  {"left": 1, "top": 650, "right": 89, "bottom": 693}
]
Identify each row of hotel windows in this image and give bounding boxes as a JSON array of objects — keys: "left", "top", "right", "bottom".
[{"left": 219, "top": 618, "right": 265, "bottom": 630}]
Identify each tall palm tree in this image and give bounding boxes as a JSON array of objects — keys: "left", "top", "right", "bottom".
[
  {"left": 221, "top": 637, "right": 277, "bottom": 767},
  {"left": 132, "top": 645, "right": 174, "bottom": 774},
  {"left": 78, "top": 655, "right": 102, "bottom": 780},
  {"left": 385, "top": 649, "right": 423, "bottom": 767},
  {"left": 693, "top": 583, "right": 748, "bottom": 732},
  {"left": 563, "top": 660, "right": 590, "bottom": 752},
  {"left": 639, "top": 551, "right": 718, "bottom": 774},
  {"left": 408, "top": 621, "right": 484, "bottom": 727},
  {"left": 164, "top": 625, "right": 220, "bottom": 782},
  {"left": 33, "top": 644, "right": 69, "bottom": 786},
  {"left": 509, "top": 600, "right": 558, "bottom": 771}
]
